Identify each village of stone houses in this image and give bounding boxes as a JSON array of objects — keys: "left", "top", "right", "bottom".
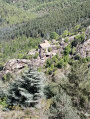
[
  {"left": 0, "top": 26, "right": 90, "bottom": 77},
  {"left": 0, "top": 26, "right": 90, "bottom": 119}
]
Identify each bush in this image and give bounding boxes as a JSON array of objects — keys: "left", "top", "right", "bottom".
[
  {"left": 50, "top": 32, "right": 59, "bottom": 39},
  {"left": 46, "top": 68, "right": 54, "bottom": 75},
  {"left": 0, "top": 63, "right": 4, "bottom": 71},
  {"left": 0, "top": 97, "right": 8, "bottom": 108},
  {"left": 48, "top": 47, "right": 51, "bottom": 52},
  {"left": 64, "top": 38, "right": 69, "bottom": 43},
  {"left": 71, "top": 47, "right": 76, "bottom": 55},
  {"left": 44, "top": 84, "right": 59, "bottom": 99},
  {"left": 52, "top": 56, "right": 58, "bottom": 63},
  {"left": 64, "top": 45, "right": 71, "bottom": 55},
  {"left": 57, "top": 59, "right": 65, "bottom": 68},
  {"left": 62, "top": 30, "right": 69, "bottom": 37},
  {"left": 17, "top": 53, "right": 25, "bottom": 59},
  {"left": 74, "top": 25, "right": 81, "bottom": 33},
  {"left": 23, "top": 55, "right": 32, "bottom": 59},
  {"left": 46, "top": 59, "right": 52, "bottom": 68},
  {"left": 86, "top": 57, "right": 90, "bottom": 62},
  {"left": 74, "top": 54, "right": 81, "bottom": 60},
  {"left": 33, "top": 52, "right": 38, "bottom": 59},
  {"left": 72, "top": 33, "right": 85, "bottom": 47},
  {"left": 2, "top": 73, "right": 12, "bottom": 82},
  {"left": 63, "top": 55, "right": 69, "bottom": 63}
]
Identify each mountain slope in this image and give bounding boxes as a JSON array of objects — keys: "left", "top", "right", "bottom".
[{"left": 0, "top": 0, "right": 90, "bottom": 40}]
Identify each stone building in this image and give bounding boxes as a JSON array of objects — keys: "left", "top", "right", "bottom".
[{"left": 39, "top": 40, "right": 50, "bottom": 59}]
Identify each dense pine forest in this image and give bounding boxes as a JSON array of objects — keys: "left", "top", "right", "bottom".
[{"left": 0, "top": 0, "right": 90, "bottom": 40}]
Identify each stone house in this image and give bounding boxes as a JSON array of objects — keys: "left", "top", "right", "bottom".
[{"left": 39, "top": 40, "right": 50, "bottom": 59}]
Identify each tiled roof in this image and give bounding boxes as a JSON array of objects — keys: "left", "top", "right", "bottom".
[{"left": 39, "top": 40, "right": 50, "bottom": 49}]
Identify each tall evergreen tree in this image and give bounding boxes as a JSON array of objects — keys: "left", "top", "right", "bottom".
[{"left": 5, "top": 67, "right": 46, "bottom": 107}]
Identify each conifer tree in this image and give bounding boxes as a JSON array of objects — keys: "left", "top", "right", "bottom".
[{"left": 5, "top": 67, "right": 46, "bottom": 107}]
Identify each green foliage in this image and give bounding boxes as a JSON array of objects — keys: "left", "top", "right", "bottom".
[
  {"left": 47, "top": 62, "right": 90, "bottom": 119},
  {"left": 50, "top": 32, "right": 59, "bottom": 39},
  {"left": 71, "top": 33, "right": 85, "bottom": 47},
  {"left": 0, "top": 97, "right": 8, "bottom": 108},
  {"left": 0, "top": 63, "right": 4, "bottom": 71},
  {"left": 2, "top": 73, "right": 12, "bottom": 82},
  {"left": 62, "top": 30, "right": 69, "bottom": 38},
  {"left": 64, "top": 38, "right": 69, "bottom": 43},
  {"left": 71, "top": 47, "right": 76, "bottom": 55},
  {"left": 45, "top": 84, "right": 81, "bottom": 119},
  {"left": 78, "top": 57, "right": 90, "bottom": 63},
  {"left": 85, "top": 26, "right": 90, "bottom": 39},
  {"left": 48, "top": 47, "right": 51, "bottom": 52},
  {"left": 52, "top": 56, "right": 58, "bottom": 63},
  {"left": 46, "top": 58, "right": 52, "bottom": 68},
  {"left": 0, "top": 0, "right": 90, "bottom": 40},
  {"left": 74, "top": 25, "right": 81, "bottom": 33},
  {"left": 67, "top": 62, "right": 90, "bottom": 112},
  {"left": 0, "top": 36, "right": 41, "bottom": 62},
  {"left": 17, "top": 53, "right": 25, "bottom": 59},
  {"left": 64, "top": 44, "right": 71, "bottom": 55},
  {"left": 45, "top": 54, "right": 70, "bottom": 75},
  {"left": 63, "top": 55, "right": 70, "bottom": 63},
  {"left": 44, "top": 84, "right": 59, "bottom": 99},
  {"left": 33, "top": 52, "right": 39, "bottom": 59},
  {"left": 0, "top": 0, "right": 37, "bottom": 28},
  {"left": 57, "top": 59, "right": 65, "bottom": 68},
  {"left": 4, "top": 67, "right": 46, "bottom": 108}
]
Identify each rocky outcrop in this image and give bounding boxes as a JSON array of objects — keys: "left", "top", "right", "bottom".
[
  {"left": 85, "top": 26, "right": 90, "bottom": 40},
  {"left": 3, "top": 59, "right": 31, "bottom": 73},
  {"left": 77, "top": 39, "right": 90, "bottom": 58},
  {"left": 0, "top": 59, "right": 32, "bottom": 80},
  {"left": 0, "top": 58, "right": 46, "bottom": 80}
]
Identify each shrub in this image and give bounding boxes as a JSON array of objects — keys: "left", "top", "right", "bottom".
[
  {"left": 2, "top": 73, "right": 12, "bottom": 82},
  {"left": 62, "top": 30, "right": 69, "bottom": 37},
  {"left": 57, "top": 59, "right": 65, "bottom": 68},
  {"left": 64, "top": 38, "right": 69, "bottom": 43},
  {"left": 52, "top": 56, "right": 58, "bottom": 63},
  {"left": 46, "top": 68, "right": 54, "bottom": 75},
  {"left": 0, "top": 63, "right": 4, "bottom": 71},
  {"left": 86, "top": 57, "right": 90, "bottom": 62},
  {"left": 46, "top": 59, "right": 52, "bottom": 68},
  {"left": 64, "top": 45, "right": 71, "bottom": 55},
  {"left": 33, "top": 53, "right": 38, "bottom": 59},
  {"left": 72, "top": 33, "right": 85, "bottom": 47},
  {"left": 50, "top": 32, "right": 59, "bottom": 39},
  {"left": 44, "top": 84, "right": 59, "bottom": 99},
  {"left": 63, "top": 55, "right": 69, "bottom": 63},
  {"left": 48, "top": 47, "right": 51, "bottom": 52},
  {"left": 23, "top": 55, "right": 32, "bottom": 59},
  {"left": 17, "top": 53, "right": 24, "bottom": 59},
  {"left": 74, "top": 25, "right": 81, "bottom": 33},
  {"left": 0, "top": 97, "right": 8, "bottom": 108},
  {"left": 71, "top": 47, "right": 76, "bottom": 55},
  {"left": 74, "top": 54, "right": 81, "bottom": 60}
]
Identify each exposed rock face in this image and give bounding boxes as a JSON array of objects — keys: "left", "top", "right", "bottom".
[
  {"left": 77, "top": 39, "right": 90, "bottom": 58},
  {"left": 4, "top": 59, "right": 31, "bottom": 73},
  {"left": 0, "top": 58, "right": 46, "bottom": 80},
  {"left": 85, "top": 26, "right": 90, "bottom": 40},
  {"left": 28, "top": 49, "right": 38, "bottom": 56}
]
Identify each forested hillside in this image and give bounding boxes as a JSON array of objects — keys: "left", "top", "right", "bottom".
[
  {"left": 0, "top": 0, "right": 90, "bottom": 40},
  {"left": 0, "top": 1, "right": 90, "bottom": 119}
]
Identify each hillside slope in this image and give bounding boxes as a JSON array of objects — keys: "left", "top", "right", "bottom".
[{"left": 0, "top": 0, "right": 90, "bottom": 40}]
